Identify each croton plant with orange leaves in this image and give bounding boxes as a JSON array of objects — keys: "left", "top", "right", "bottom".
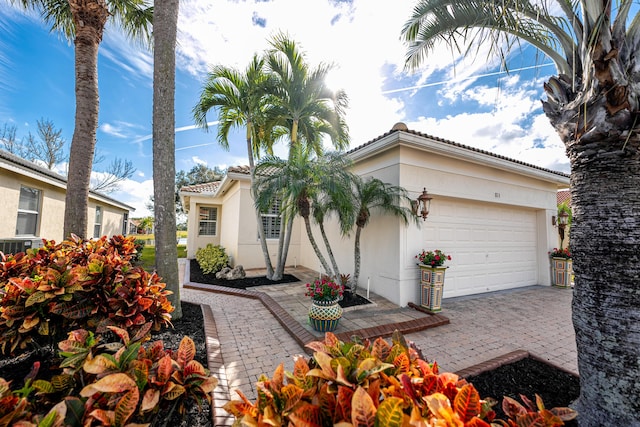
[{"left": 224, "top": 331, "right": 576, "bottom": 426}]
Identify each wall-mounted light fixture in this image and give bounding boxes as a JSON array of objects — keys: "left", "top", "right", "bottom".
[
  {"left": 411, "top": 188, "right": 432, "bottom": 221},
  {"left": 552, "top": 211, "right": 569, "bottom": 228}
]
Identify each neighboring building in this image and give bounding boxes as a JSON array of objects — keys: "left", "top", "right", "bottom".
[
  {"left": 0, "top": 149, "right": 134, "bottom": 252},
  {"left": 181, "top": 124, "right": 570, "bottom": 306}
]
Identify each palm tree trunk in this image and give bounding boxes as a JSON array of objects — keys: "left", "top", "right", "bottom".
[
  {"left": 152, "top": 0, "right": 181, "bottom": 320},
  {"left": 249, "top": 146, "right": 275, "bottom": 279},
  {"left": 303, "top": 215, "right": 332, "bottom": 276},
  {"left": 318, "top": 220, "right": 340, "bottom": 278},
  {"left": 272, "top": 214, "right": 293, "bottom": 280},
  {"left": 63, "top": 1, "right": 108, "bottom": 239},
  {"left": 570, "top": 138, "right": 640, "bottom": 426},
  {"left": 352, "top": 225, "right": 362, "bottom": 294}
]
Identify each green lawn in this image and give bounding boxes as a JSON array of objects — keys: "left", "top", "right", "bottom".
[{"left": 139, "top": 245, "right": 187, "bottom": 271}]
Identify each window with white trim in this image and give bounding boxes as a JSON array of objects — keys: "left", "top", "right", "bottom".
[
  {"left": 122, "top": 212, "right": 129, "bottom": 235},
  {"left": 198, "top": 207, "right": 217, "bottom": 236},
  {"left": 93, "top": 206, "right": 102, "bottom": 238},
  {"left": 16, "top": 186, "right": 40, "bottom": 236},
  {"left": 261, "top": 199, "right": 281, "bottom": 239}
]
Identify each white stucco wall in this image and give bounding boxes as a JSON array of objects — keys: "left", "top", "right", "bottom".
[{"left": 183, "top": 177, "right": 303, "bottom": 270}]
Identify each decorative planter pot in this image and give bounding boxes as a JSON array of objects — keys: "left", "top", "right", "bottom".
[
  {"left": 551, "top": 257, "right": 573, "bottom": 288},
  {"left": 419, "top": 265, "right": 447, "bottom": 313},
  {"left": 308, "top": 298, "right": 343, "bottom": 332}
]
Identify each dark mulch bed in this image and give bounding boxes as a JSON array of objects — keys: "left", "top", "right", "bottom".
[
  {"left": 189, "top": 259, "right": 299, "bottom": 289},
  {"left": 340, "top": 290, "right": 372, "bottom": 308},
  {"left": 465, "top": 356, "right": 579, "bottom": 425}
]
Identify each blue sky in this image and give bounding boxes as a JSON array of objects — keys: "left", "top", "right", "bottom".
[{"left": 0, "top": 0, "right": 569, "bottom": 217}]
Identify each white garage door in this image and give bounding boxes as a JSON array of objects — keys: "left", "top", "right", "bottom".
[{"left": 427, "top": 199, "right": 539, "bottom": 298}]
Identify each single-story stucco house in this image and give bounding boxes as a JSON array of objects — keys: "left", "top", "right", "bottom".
[
  {"left": 180, "top": 123, "right": 570, "bottom": 307},
  {"left": 0, "top": 149, "right": 135, "bottom": 253}
]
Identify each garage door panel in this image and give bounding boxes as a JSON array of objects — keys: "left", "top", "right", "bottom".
[{"left": 431, "top": 201, "right": 539, "bottom": 297}]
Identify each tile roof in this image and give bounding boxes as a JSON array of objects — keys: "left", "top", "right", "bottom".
[
  {"left": 0, "top": 149, "right": 135, "bottom": 210},
  {"left": 180, "top": 181, "right": 222, "bottom": 194},
  {"left": 557, "top": 189, "right": 571, "bottom": 205},
  {"left": 347, "top": 123, "right": 570, "bottom": 178},
  {"left": 228, "top": 165, "right": 251, "bottom": 174}
]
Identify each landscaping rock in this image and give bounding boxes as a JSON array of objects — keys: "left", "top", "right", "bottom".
[{"left": 215, "top": 265, "right": 246, "bottom": 280}]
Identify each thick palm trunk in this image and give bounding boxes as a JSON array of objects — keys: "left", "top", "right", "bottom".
[
  {"left": 63, "top": 0, "right": 108, "bottom": 239},
  {"left": 569, "top": 138, "right": 640, "bottom": 426},
  {"left": 152, "top": 0, "right": 181, "bottom": 320}
]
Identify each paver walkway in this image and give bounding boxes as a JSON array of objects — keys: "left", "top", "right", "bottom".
[{"left": 179, "top": 262, "right": 577, "bottom": 426}]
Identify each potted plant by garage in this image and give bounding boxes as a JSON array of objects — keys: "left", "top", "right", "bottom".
[
  {"left": 416, "top": 249, "right": 452, "bottom": 313},
  {"left": 305, "top": 276, "right": 344, "bottom": 332},
  {"left": 549, "top": 247, "right": 573, "bottom": 288}
]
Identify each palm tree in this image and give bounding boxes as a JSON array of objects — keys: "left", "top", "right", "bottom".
[
  {"left": 11, "top": 0, "right": 153, "bottom": 239},
  {"left": 152, "top": 0, "right": 180, "bottom": 320},
  {"left": 193, "top": 55, "right": 280, "bottom": 278},
  {"left": 351, "top": 177, "right": 416, "bottom": 293},
  {"left": 402, "top": 1, "right": 640, "bottom": 424},
  {"left": 264, "top": 32, "right": 351, "bottom": 279},
  {"left": 253, "top": 147, "right": 353, "bottom": 279}
]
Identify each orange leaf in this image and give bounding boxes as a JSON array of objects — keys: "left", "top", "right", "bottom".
[
  {"left": 351, "top": 386, "right": 376, "bottom": 427},
  {"left": 156, "top": 354, "right": 173, "bottom": 384},
  {"left": 393, "top": 353, "right": 410, "bottom": 374},
  {"left": 454, "top": 384, "right": 481, "bottom": 422},
  {"left": 140, "top": 389, "right": 160, "bottom": 413},
  {"left": 177, "top": 336, "right": 196, "bottom": 366},
  {"left": 114, "top": 388, "right": 139, "bottom": 426},
  {"left": 514, "top": 412, "right": 545, "bottom": 427},
  {"left": 288, "top": 401, "right": 322, "bottom": 427},
  {"left": 502, "top": 396, "right": 527, "bottom": 419},
  {"left": 80, "top": 373, "right": 136, "bottom": 397}
]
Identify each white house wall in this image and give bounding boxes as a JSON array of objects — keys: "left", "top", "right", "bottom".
[{"left": 185, "top": 178, "right": 303, "bottom": 271}]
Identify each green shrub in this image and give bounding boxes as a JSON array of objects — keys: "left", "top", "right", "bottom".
[
  {"left": 195, "top": 244, "right": 229, "bottom": 275},
  {"left": 131, "top": 238, "right": 146, "bottom": 263}
]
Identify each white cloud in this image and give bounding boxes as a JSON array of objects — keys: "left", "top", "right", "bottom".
[
  {"left": 110, "top": 178, "right": 155, "bottom": 217},
  {"left": 192, "top": 156, "right": 207, "bottom": 165}
]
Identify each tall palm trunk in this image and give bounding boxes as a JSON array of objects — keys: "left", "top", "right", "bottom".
[
  {"left": 318, "top": 221, "right": 340, "bottom": 279},
  {"left": 248, "top": 126, "right": 275, "bottom": 279},
  {"left": 152, "top": 0, "right": 181, "bottom": 320},
  {"left": 352, "top": 225, "right": 363, "bottom": 294},
  {"left": 569, "top": 138, "right": 640, "bottom": 426},
  {"left": 302, "top": 214, "right": 332, "bottom": 275},
  {"left": 273, "top": 214, "right": 293, "bottom": 280},
  {"left": 63, "top": 0, "right": 108, "bottom": 239}
]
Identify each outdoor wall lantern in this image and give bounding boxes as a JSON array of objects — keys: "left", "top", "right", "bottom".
[
  {"left": 551, "top": 211, "right": 569, "bottom": 228},
  {"left": 412, "top": 188, "right": 432, "bottom": 221}
]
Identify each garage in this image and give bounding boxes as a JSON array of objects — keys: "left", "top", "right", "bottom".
[{"left": 428, "top": 198, "right": 539, "bottom": 298}]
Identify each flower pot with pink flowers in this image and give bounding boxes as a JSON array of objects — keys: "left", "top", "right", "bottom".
[{"left": 305, "top": 276, "right": 344, "bottom": 332}]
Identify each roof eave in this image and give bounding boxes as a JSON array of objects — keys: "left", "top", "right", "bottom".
[{"left": 348, "top": 130, "right": 570, "bottom": 186}]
